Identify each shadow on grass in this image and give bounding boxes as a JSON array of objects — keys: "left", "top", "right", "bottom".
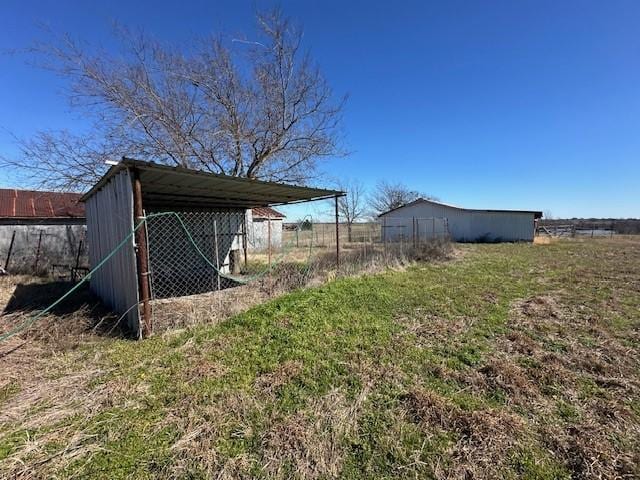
[{"left": 1, "top": 279, "right": 131, "bottom": 341}]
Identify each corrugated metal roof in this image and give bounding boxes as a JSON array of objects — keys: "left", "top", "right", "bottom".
[
  {"left": 81, "top": 158, "right": 344, "bottom": 208},
  {"left": 252, "top": 206, "right": 285, "bottom": 219},
  {"left": 378, "top": 198, "right": 542, "bottom": 219},
  {"left": 0, "top": 189, "right": 85, "bottom": 219}
]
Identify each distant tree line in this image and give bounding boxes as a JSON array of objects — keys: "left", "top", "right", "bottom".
[{"left": 540, "top": 218, "right": 640, "bottom": 234}]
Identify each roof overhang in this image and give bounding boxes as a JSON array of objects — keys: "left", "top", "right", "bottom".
[{"left": 80, "top": 158, "right": 344, "bottom": 209}]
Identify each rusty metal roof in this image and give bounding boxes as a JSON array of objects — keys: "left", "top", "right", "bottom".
[
  {"left": 0, "top": 189, "right": 85, "bottom": 219},
  {"left": 80, "top": 158, "right": 344, "bottom": 208},
  {"left": 252, "top": 206, "right": 285, "bottom": 219}
]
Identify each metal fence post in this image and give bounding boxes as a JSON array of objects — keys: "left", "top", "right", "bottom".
[
  {"left": 268, "top": 214, "right": 272, "bottom": 268},
  {"left": 412, "top": 217, "right": 416, "bottom": 248},
  {"left": 4, "top": 230, "right": 16, "bottom": 272},
  {"left": 335, "top": 195, "right": 340, "bottom": 271},
  {"left": 213, "top": 219, "right": 222, "bottom": 291},
  {"left": 242, "top": 213, "right": 248, "bottom": 268},
  {"left": 72, "top": 239, "right": 84, "bottom": 281}
]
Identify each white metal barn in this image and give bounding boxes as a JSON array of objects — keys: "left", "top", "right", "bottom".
[
  {"left": 81, "top": 158, "right": 343, "bottom": 338},
  {"left": 379, "top": 198, "right": 542, "bottom": 243}
]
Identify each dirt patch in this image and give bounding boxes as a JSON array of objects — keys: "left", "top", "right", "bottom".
[
  {"left": 403, "top": 388, "right": 525, "bottom": 478},
  {"left": 184, "top": 359, "right": 228, "bottom": 382},
  {"left": 395, "top": 312, "right": 474, "bottom": 346},
  {"left": 255, "top": 360, "right": 303, "bottom": 395},
  {"left": 493, "top": 293, "right": 640, "bottom": 478},
  {"left": 517, "top": 295, "right": 563, "bottom": 319},
  {"left": 261, "top": 388, "right": 367, "bottom": 479}
]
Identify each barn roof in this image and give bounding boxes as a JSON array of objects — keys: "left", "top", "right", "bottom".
[
  {"left": 81, "top": 158, "right": 343, "bottom": 208},
  {"left": 378, "top": 198, "right": 542, "bottom": 218},
  {"left": 252, "top": 206, "right": 285, "bottom": 219},
  {"left": 0, "top": 189, "right": 85, "bottom": 219}
]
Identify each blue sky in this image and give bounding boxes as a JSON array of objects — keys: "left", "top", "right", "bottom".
[{"left": 1, "top": 0, "right": 639, "bottom": 219}]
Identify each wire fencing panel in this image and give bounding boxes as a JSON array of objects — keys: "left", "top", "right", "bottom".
[
  {"left": 281, "top": 220, "right": 448, "bottom": 248},
  {"left": 140, "top": 212, "right": 451, "bottom": 334},
  {"left": 381, "top": 217, "right": 449, "bottom": 243},
  {"left": 146, "top": 210, "right": 245, "bottom": 300}
]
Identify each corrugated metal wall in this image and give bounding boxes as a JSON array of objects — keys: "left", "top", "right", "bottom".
[
  {"left": 0, "top": 224, "right": 87, "bottom": 274},
  {"left": 381, "top": 200, "right": 536, "bottom": 242},
  {"left": 85, "top": 169, "right": 140, "bottom": 334},
  {"left": 381, "top": 216, "right": 448, "bottom": 242}
]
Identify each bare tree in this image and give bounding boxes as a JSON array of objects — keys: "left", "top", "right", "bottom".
[
  {"left": 4, "top": 10, "right": 346, "bottom": 191},
  {"left": 369, "top": 180, "right": 438, "bottom": 216},
  {"left": 336, "top": 180, "right": 367, "bottom": 242},
  {"left": 1, "top": 130, "right": 126, "bottom": 192}
]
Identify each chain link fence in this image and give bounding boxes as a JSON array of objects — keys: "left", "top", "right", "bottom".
[
  {"left": 0, "top": 210, "right": 453, "bottom": 340},
  {"left": 146, "top": 210, "right": 245, "bottom": 300},
  {"left": 141, "top": 212, "right": 451, "bottom": 332}
]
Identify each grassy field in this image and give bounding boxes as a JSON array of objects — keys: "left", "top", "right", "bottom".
[{"left": 1, "top": 237, "right": 639, "bottom": 479}]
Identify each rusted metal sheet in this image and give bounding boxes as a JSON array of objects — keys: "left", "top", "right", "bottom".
[
  {"left": 251, "top": 206, "right": 285, "bottom": 219},
  {"left": 0, "top": 189, "right": 85, "bottom": 219},
  {"left": 85, "top": 169, "right": 140, "bottom": 335}
]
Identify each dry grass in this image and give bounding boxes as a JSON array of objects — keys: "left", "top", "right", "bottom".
[
  {"left": 0, "top": 237, "right": 638, "bottom": 479},
  {"left": 403, "top": 388, "right": 526, "bottom": 478},
  {"left": 419, "top": 291, "right": 640, "bottom": 479},
  {"left": 261, "top": 388, "right": 368, "bottom": 480},
  {"left": 150, "top": 238, "right": 454, "bottom": 332},
  {"left": 150, "top": 282, "right": 272, "bottom": 332}
]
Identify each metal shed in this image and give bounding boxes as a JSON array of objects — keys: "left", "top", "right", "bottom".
[
  {"left": 247, "top": 207, "right": 286, "bottom": 251},
  {"left": 379, "top": 198, "right": 542, "bottom": 243},
  {"left": 80, "top": 158, "right": 343, "bottom": 338}
]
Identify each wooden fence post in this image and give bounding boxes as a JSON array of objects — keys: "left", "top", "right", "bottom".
[
  {"left": 33, "top": 230, "right": 44, "bottom": 273},
  {"left": 133, "top": 170, "right": 152, "bottom": 338}
]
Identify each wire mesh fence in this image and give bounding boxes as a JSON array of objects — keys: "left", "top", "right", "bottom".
[
  {"left": 0, "top": 209, "right": 453, "bottom": 342},
  {"left": 143, "top": 212, "right": 451, "bottom": 332},
  {"left": 146, "top": 210, "right": 245, "bottom": 299},
  {"left": 279, "top": 218, "right": 449, "bottom": 248}
]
